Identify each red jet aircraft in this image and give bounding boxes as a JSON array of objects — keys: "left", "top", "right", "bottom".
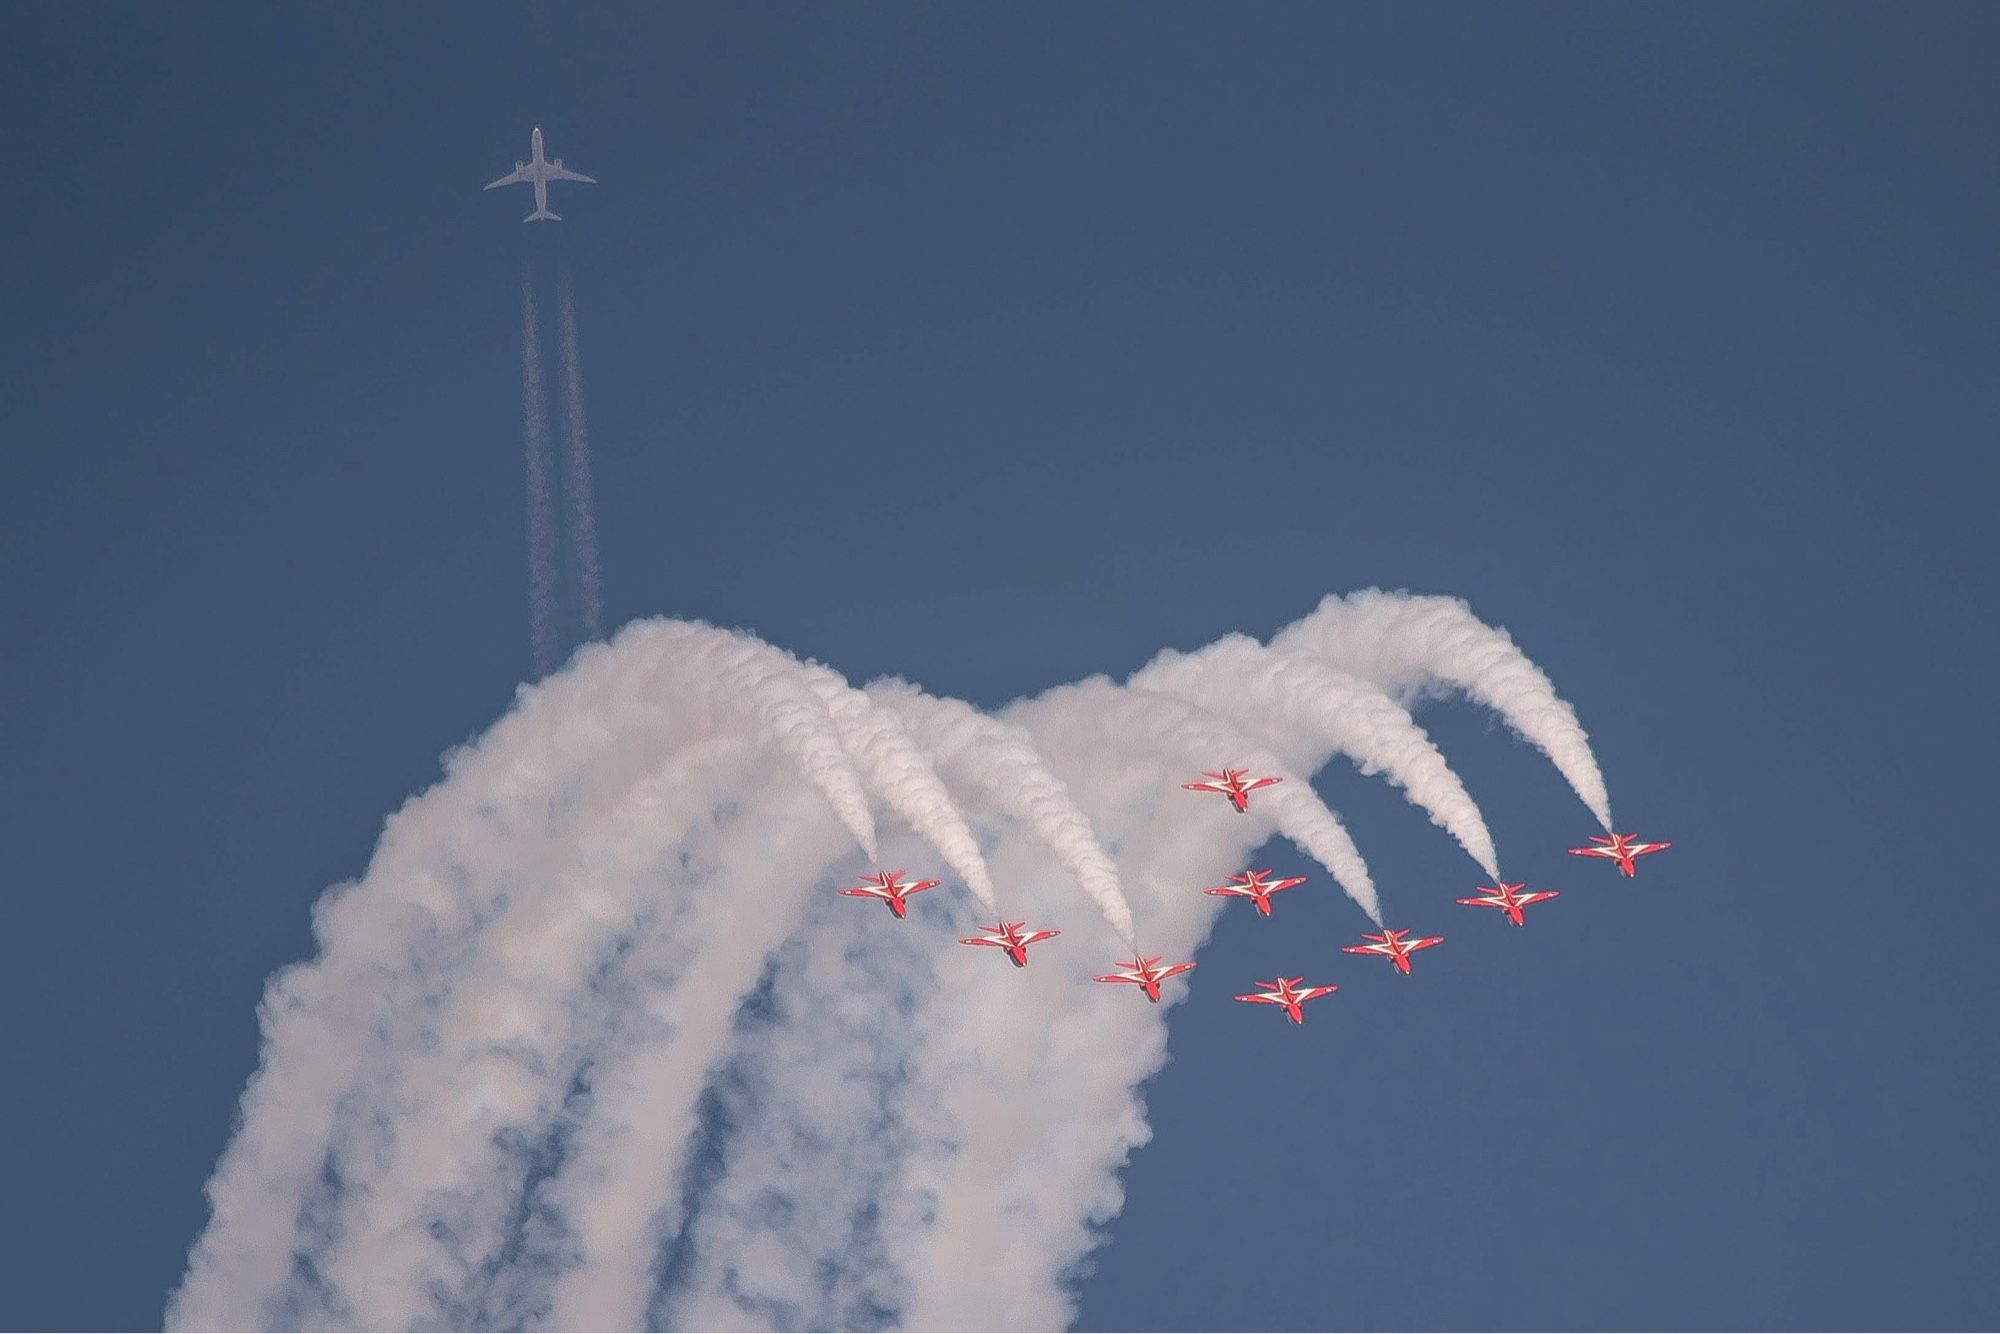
[
  {"left": 1233, "top": 977, "right": 1340, "bottom": 1025},
  {"left": 1341, "top": 928, "right": 1445, "bottom": 975},
  {"left": 1093, "top": 956, "right": 1196, "bottom": 1003},
  {"left": 1181, "top": 769, "right": 1283, "bottom": 813},
  {"left": 1455, "top": 881, "right": 1560, "bottom": 927},
  {"left": 957, "top": 921, "right": 1061, "bottom": 968},
  {"left": 835, "top": 871, "right": 940, "bottom": 920},
  {"left": 1204, "top": 868, "right": 1308, "bottom": 917},
  {"left": 1568, "top": 832, "right": 1672, "bottom": 877}
]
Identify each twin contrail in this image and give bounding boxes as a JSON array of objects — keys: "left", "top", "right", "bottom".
[
  {"left": 520, "top": 267, "right": 558, "bottom": 675},
  {"left": 516, "top": 252, "right": 606, "bottom": 675},
  {"left": 555, "top": 257, "right": 604, "bottom": 642},
  {"left": 169, "top": 591, "right": 1613, "bottom": 1331}
]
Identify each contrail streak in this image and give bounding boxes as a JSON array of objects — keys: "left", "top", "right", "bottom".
[
  {"left": 556, "top": 256, "right": 605, "bottom": 641},
  {"left": 521, "top": 266, "right": 558, "bottom": 675},
  {"left": 1272, "top": 589, "right": 1614, "bottom": 829}
]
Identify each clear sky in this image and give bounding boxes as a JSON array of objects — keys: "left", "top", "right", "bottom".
[{"left": 3, "top": 2, "right": 1997, "bottom": 1328}]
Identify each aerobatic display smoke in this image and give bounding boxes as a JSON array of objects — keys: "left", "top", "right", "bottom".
[
  {"left": 170, "top": 591, "right": 1609, "bottom": 1331},
  {"left": 520, "top": 270, "right": 559, "bottom": 675},
  {"left": 870, "top": 678, "right": 1136, "bottom": 946},
  {"left": 555, "top": 260, "right": 605, "bottom": 642},
  {"left": 1272, "top": 590, "right": 1614, "bottom": 829},
  {"left": 1133, "top": 634, "right": 1501, "bottom": 879}
]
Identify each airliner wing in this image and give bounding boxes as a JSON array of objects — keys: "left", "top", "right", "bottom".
[
  {"left": 484, "top": 166, "right": 534, "bottom": 190},
  {"left": 549, "top": 166, "right": 597, "bottom": 184}
]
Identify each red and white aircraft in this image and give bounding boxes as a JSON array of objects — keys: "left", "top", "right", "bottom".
[
  {"left": 1203, "top": 868, "right": 1308, "bottom": 917},
  {"left": 1092, "top": 956, "right": 1196, "bottom": 1003},
  {"left": 957, "top": 921, "right": 1061, "bottom": 968},
  {"left": 1455, "top": 881, "right": 1560, "bottom": 927},
  {"left": 1181, "top": 768, "right": 1283, "bottom": 813},
  {"left": 1341, "top": 928, "right": 1445, "bottom": 975},
  {"left": 836, "top": 871, "right": 940, "bottom": 920},
  {"left": 1233, "top": 977, "right": 1339, "bottom": 1025},
  {"left": 1568, "top": 832, "right": 1672, "bottom": 878}
]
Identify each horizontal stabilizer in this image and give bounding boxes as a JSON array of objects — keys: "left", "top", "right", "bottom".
[{"left": 526, "top": 209, "right": 561, "bottom": 223}]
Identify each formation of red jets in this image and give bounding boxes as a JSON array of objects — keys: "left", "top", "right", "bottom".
[{"left": 833, "top": 767, "right": 1670, "bottom": 1025}]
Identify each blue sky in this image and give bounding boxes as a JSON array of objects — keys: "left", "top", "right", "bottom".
[{"left": 3, "top": 2, "right": 1997, "bottom": 1327}]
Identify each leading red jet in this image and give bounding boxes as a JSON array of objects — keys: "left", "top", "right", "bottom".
[
  {"left": 1204, "top": 868, "right": 1308, "bottom": 917},
  {"left": 1092, "top": 956, "right": 1196, "bottom": 1003},
  {"left": 1181, "top": 768, "right": 1283, "bottom": 813},
  {"left": 1341, "top": 927, "right": 1445, "bottom": 975},
  {"left": 957, "top": 921, "right": 1061, "bottom": 968},
  {"left": 836, "top": 871, "right": 940, "bottom": 920},
  {"left": 1455, "top": 881, "right": 1560, "bottom": 927},
  {"left": 1233, "top": 977, "right": 1340, "bottom": 1025},
  {"left": 1568, "top": 832, "right": 1672, "bottom": 877}
]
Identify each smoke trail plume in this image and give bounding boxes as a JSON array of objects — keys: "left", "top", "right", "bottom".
[
  {"left": 555, "top": 258, "right": 605, "bottom": 641},
  {"left": 521, "top": 267, "right": 558, "bottom": 675},
  {"left": 166, "top": 623, "right": 879, "bottom": 1331},
  {"left": 869, "top": 677, "right": 1136, "bottom": 946},
  {"left": 798, "top": 664, "right": 999, "bottom": 915},
  {"left": 1273, "top": 589, "right": 1613, "bottom": 829},
  {"left": 172, "top": 591, "right": 1618, "bottom": 1330},
  {"left": 1049, "top": 677, "right": 1381, "bottom": 924},
  {"left": 1133, "top": 634, "right": 1501, "bottom": 878}
]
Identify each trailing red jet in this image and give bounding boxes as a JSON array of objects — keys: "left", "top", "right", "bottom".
[
  {"left": 1092, "top": 956, "right": 1196, "bottom": 1003},
  {"left": 1233, "top": 977, "right": 1339, "bottom": 1025},
  {"left": 1455, "top": 881, "right": 1560, "bottom": 927},
  {"left": 1568, "top": 832, "right": 1672, "bottom": 877},
  {"left": 1204, "top": 868, "right": 1308, "bottom": 917},
  {"left": 835, "top": 871, "right": 940, "bottom": 920},
  {"left": 957, "top": 921, "right": 1060, "bottom": 968},
  {"left": 1341, "top": 928, "right": 1445, "bottom": 975},
  {"left": 1181, "top": 768, "right": 1282, "bottom": 813}
]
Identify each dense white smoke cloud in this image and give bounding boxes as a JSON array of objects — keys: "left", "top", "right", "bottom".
[{"left": 171, "top": 591, "right": 1607, "bottom": 1331}]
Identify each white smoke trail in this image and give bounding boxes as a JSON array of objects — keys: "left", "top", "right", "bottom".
[
  {"left": 1271, "top": 589, "right": 1613, "bottom": 829},
  {"left": 669, "top": 675, "right": 1292, "bottom": 1330},
  {"left": 1133, "top": 634, "right": 1501, "bottom": 878},
  {"left": 1053, "top": 677, "right": 1381, "bottom": 925},
  {"left": 174, "top": 592, "right": 1612, "bottom": 1330},
  {"left": 308, "top": 735, "right": 763, "bottom": 1330},
  {"left": 868, "top": 677, "right": 1136, "bottom": 946},
  {"left": 675, "top": 625, "right": 879, "bottom": 861},
  {"left": 555, "top": 258, "right": 605, "bottom": 641},
  {"left": 521, "top": 266, "right": 558, "bottom": 675},
  {"left": 798, "top": 663, "right": 999, "bottom": 917},
  {"left": 166, "top": 622, "right": 875, "bottom": 1329},
  {"left": 526, "top": 780, "right": 853, "bottom": 1332}
]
